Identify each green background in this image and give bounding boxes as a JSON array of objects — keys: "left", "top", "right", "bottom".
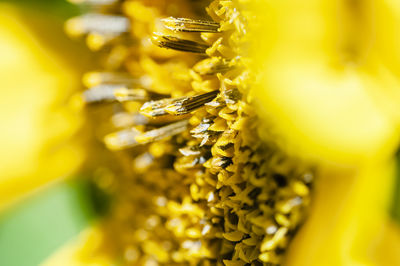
[{"left": 0, "top": 180, "right": 96, "bottom": 266}]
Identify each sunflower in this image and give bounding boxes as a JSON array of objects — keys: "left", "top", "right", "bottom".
[{"left": 2, "top": 0, "right": 400, "bottom": 266}]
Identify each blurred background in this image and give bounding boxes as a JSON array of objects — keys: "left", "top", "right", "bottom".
[
  {"left": 0, "top": 1, "right": 98, "bottom": 265},
  {"left": 0, "top": 1, "right": 399, "bottom": 266}
]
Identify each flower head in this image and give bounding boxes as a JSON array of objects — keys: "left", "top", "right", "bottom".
[{"left": 42, "top": 0, "right": 400, "bottom": 265}]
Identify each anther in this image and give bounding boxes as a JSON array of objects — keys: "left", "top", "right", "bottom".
[
  {"left": 135, "top": 120, "right": 189, "bottom": 144},
  {"left": 140, "top": 98, "right": 175, "bottom": 117},
  {"left": 83, "top": 84, "right": 148, "bottom": 104},
  {"left": 111, "top": 112, "right": 149, "bottom": 128},
  {"left": 161, "top": 17, "right": 220, "bottom": 33},
  {"left": 165, "top": 90, "right": 219, "bottom": 115},
  {"left": 193, "top": 57, "right": 233, "bottom": 75},
  {"left": 140, "top": 91, "right": 218, "bottom": 117},
  {"left": 114, "top": 88, "right": 149, "bottom": 102},
  {"left": 83, "top": 84, "right": 121, "bottom": 103},
  {"left": 83, "top": 71, "right": 140, "bottom": 87},
  {"left": 104, "top": 128, "right": 141, "bottom": 150},
  {"left": 65, "top": 13, "right": 130, "bottom": 37},
  {"left": 151, "top": 33, "right": 209, "bottom": 54}
]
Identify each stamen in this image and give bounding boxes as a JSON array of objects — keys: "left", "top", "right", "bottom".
[
  {"left": 86, "top": 32, "right": 135, "bottom": 51},
  {"left": 193, "top": 57, "right": 233, "bottom": 75},
  {"left": 151, "top": 33, "right": 209, "bottom": 54},
  {"left": 83, "top": 84, "right": 148, "bottom": 103},
  {"left": 140, "top": 91, "right": 219, "bottom": 117},
  {"left": 111, "top": 112, "right": 149, "bottom": 127},
  {"left": 65, "top": 13, "right": 130, "bottom": 37},
  {"left": 83, "top": 71, "right": 139, "bottom": 87},
  {"left": 140, "top": 98, "right": 175, "bottom": 117},
  {"left": 83, "top": 84, "right": 121, "bottom": 103},
  {"left": 165, "top": 90, "right": 219, "bottom": 115},
  {"left": 161, "top": 17, "right": 220, "bottom": 33},
  {"left": 114, "top": 88, "right": 149, "bottom": 102},
  {"left": 104, "top": 128, "right": 141, "bottom": 150},
  {"left": 86, "top": 32, "right": 117, "bottom": 51},
  {"left": 135, "top": 120, "right": 189, "bottom": 144}
]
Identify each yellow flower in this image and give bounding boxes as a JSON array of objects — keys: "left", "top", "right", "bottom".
[
  {"left": 0, "top": 4, "right": 84, "bottom": 210},
  {"left": 42, "top": 0, "right": 400, "bottom": 265},
  {"left": 250, "top": 0, "right": 400, "bottom": 265}
]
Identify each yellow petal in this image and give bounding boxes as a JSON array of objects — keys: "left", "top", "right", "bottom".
[
  {"left": 0, "top": 5, "right": 84, "bottom": 210},
  {"left": 41, "top": 225, "right": 114, "bottom": 266},
  {"left": 250, "top": 0, "right": 400, "bottom": 166},
  {"left": 285, "top": 161, "right": 400, "bottom": 266},
  {"left": 249, "top": 1, "right": 400, "bottom": 265}
]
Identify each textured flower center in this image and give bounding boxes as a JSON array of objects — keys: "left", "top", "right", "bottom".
[{"left": 66, "top": 0, "right": 314, "bottom": 264}]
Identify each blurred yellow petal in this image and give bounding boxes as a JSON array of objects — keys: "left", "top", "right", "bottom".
[
  {"left": 249, "top": 0, "right": 400, "bottom": 265},
  {"left": 285, "top": 161, "right": 400, "bottom": 266},
  {"left": 0, "top": 4, "right": 84, "bottom": 210},
  {"left": 41, "top": 225, "right": 113, "bottom": 266},
  {"left": 250, "top": 0, "right": 400, "bottom": 165}
]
